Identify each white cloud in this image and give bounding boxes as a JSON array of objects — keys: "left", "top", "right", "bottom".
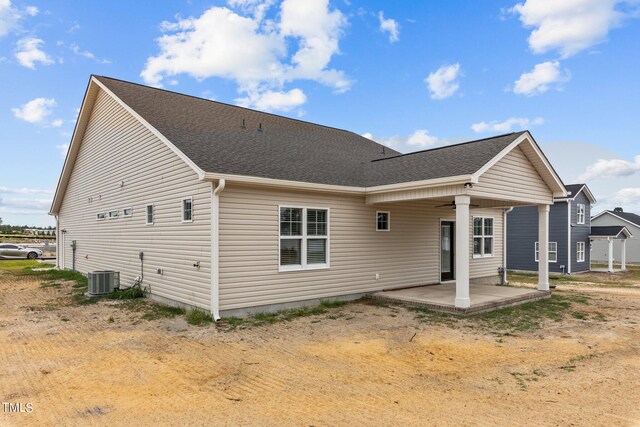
[
  {"left": 235, "top": 87, "right": 306, "bottom": 112},
  {"left": 0, "top": 186, "right": 53, "bottom": 195},
  {"left": 141, "top": 0, "right": 350, "bottom": 111},
  {"left": 471, "top": 117, "right": 544, "bottom": 133},
  {"left": 425, "top": 63, "right": 461, "bottom": 100},
  {"left": 25, "top": 5, "right": 37, "bottom": 16},
  {"left": 363, "top": 129, "right": 441, "bottom": 149},
  {"left": 0, "top": 0, "right": 20, "bottom": 37},
  {"left": 51, "top": 119, "right": 63, "bottom": 127},
  {"left": 12, "top": 97, "right": 56, "bottom": 123},
  {"left": 14, "top": 37, "right": 54, "bottom": 69},
  {"left": 378, "top": 11, "right": 399, "bottom": 43},
  {"left": 510, "top": 0, "right": 634, "bottom": 57},
  {"left": 69, "top": 43, "right": 111, "bottom": 64},
  {"left": 0, "top": 198, "right": 51, "bottom": 210},
  {"left": 610, "top": 188, "right": 640, "bottom": 213},
  {"left": 579, "top": 155, "right": 640, "bottom": 181},
  {"left": 513, "top": 61, "right": 570, "bottom": 96},
  {"left": 56, "top": 143, "right": 69, "bottom": 158}
]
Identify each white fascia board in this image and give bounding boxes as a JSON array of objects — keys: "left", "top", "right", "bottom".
[
  {"left": 92, "top": 77, "right": 206, "bottom": 180},
  {"left": 472, "top": 131, "right": 567, "bottom": 198},
  {"left": 201, "top": 172, "right": 475, "bottom": 195}
]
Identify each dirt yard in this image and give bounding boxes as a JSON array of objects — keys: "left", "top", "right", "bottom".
[{"left": 1, "top": 264, "right": 639, "bottom": 426}]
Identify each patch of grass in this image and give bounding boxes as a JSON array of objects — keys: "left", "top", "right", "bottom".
[
  {"left": 409, "top": 307, "right": 460, "bottom": 326},
  {"left": 0, "top": 259, "right": 48, "bottom": 271},
  {"left": 40, "top": 282, "right": 62, "bottom": 288},
  {"left": 471, "top": 295, "right": 588, "bottom": 333},
  {"left": 140, "top": 304, "right": 186, "bottom": 321},
  {"left": 106, "top": 287, "right": 146, "bottom": 300},
  {"left": 571, "top": 311, "right": 588, "bottom": 319},
  {"left": 186, "top": 308, "right": 213, "bottom": 326}
]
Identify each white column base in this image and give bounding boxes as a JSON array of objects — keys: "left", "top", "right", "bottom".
[{"left": 455, "top": 297, "right": 471, "bottom": 308}]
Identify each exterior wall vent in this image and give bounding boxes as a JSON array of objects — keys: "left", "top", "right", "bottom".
[{"left": 87, "top": 271, "right": 119, "bottom": 295}]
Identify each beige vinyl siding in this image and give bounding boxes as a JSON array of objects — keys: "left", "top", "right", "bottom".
[
  {"left": 219, "top": 183, "right": 504, "bottom": 311},
  {"left": 58, "top": 88, "right": 212, "bottom": 309},
  {"left": 470, "top": 145, "right": 553, "bottom": 205}
]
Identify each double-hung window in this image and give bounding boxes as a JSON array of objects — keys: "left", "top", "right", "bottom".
[
  {"left": 577, "top": 204, "right": 585, "bottom": 224},
  {"left": 535, "top": 242, "right": 558, "bottom": 262},
  {"left": 146, "top": 204, "right": 154, "bottom": 225},
  {"left": 577, "top": 242, "right": 585, "bottom": 262},
  {"left": 473, "top": 217, "right": 493, "bottom": 257},
  {"left": 279, "top": 206, "right": 329, "bottom": 271},
  {"left": 376, "top": 211, "right": 390, "bottom": 231}
]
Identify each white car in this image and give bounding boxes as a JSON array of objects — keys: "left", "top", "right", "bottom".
[{"left": 0, "top": 244, "right": 43, "bottom": 260}]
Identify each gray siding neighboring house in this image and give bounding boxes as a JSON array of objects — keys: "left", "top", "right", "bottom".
[
  {"left": 507, "top": 184, "right": 595, "bottom": 274},
  {"left": 49, "top": 76, "right": 568, "bottom": 317},
  {"left": 591, "top": 210, "right": 639, "bottom": 263}
]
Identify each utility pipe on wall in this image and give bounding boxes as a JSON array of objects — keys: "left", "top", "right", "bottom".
[{"left": 210, "top": 179, "right": 226, "bottom": 321}]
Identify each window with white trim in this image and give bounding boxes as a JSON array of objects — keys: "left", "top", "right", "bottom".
[
  {"left": 108, "top": 210, "right": 118, "bottom": 219},
  {"left": 279, "top": 207, "right": 329, "bottom": 271},
  {"left": 182, "top": 197, "right": 193, "bottom": 222},
  {"left": 577, "top": 242, "right": 585, "bottom": 262},
  {"left": 577, "top": 204, "right": 585, "bottom": 224},
  {"left": 123, "top": 207, "right": 133, "bottom": 217},
  {"left": 96, "top": 212, "right": 105, "bottom": 221},
  {"left": 535, "top": 241, "right": 558, "bottom": 263},
  {"left": 146, "top": 204, "right": 154, "bottom": 225},
  {"left": 376, "top": 211, "right": 390, "bottom": 231},
  {"left": 473, "top": 217, "right": 493, "bottom": 257}
]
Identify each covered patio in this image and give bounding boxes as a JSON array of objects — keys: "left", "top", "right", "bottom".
[
  {"left": 371, "top": 282, "right": 550, "bottom": 315},
  {"left": 590, "top": 225, "right": 632, "bottom": 273}
]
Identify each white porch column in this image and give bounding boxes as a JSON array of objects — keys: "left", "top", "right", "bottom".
[
  {"left": 608, "top": 238, "right": 614, "bottom": 273},
  {"left": 538, "top": 204, "right": 550, "bottom": 291},
  {"left": 621, "top": 239, "right": 627, "bottom": 271},
  {"left": 455, "top": 195, "right": 471, "bottom": 308}
]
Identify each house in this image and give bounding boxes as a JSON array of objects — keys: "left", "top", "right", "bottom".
[
  {"left": 591, "top": 208, "right": 638, "bottom": 265},
  {"left": 506, "top": 184, "right": 596, "bottom": 274},
  {"left": 49, "top": 75, "right": 567, "bottom": 318}
]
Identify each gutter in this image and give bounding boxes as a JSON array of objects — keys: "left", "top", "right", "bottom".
[
  {"left": 210, "top": 179, "right": 226, "bottom": 321},
  {"left": 503, "top": 207, "right": 514, "bottom": 284}
]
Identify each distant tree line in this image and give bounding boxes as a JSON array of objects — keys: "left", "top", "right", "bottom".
[{"left": 0, "top": 218, "right": 55, "bottom": 234}]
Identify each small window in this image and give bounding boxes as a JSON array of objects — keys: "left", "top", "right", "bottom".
[
  {"left": 577, "top": 242, "right": 585, "bottom": 262},
  {"left": 376, "top": 211, "right": 390, "bottom": 231},
  {"left": 123, "top": 207, "right": 133, "bottom": 217},
  {"left": 108, "top": 210, "right": 118, "bottom": 219},
  {"left": 96, "top": 212, "right": 106, "bottom": 221},
  {"left": 577, "top": 204, "right": 585, "bottom": 224},
  {"left": 535, "top": 242, "right": 558, "bottom": 263},
  {"left": 279, "top": 206, "right": 329, "bottom": 271},
  {"left": 473, "top": 217, "right": 493, "bottom": 257},
  {"left": 182, "top": 197, "right": 193, "bottom": 222},
  {"left": 146, "top": 204, "right": 154, "bottom": 225}
]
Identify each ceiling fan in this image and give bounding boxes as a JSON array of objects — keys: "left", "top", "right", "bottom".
[{"left": 436, "top": 201, "right": 480, "bottom": 209}]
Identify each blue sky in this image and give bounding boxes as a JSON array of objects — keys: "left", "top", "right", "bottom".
[{"left": 1, "top": 0, "right": 639, "bottom": 227}]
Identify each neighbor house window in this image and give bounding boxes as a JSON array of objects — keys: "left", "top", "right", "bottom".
[
  {"left": 146, "top": 204, "right": 154, "bottom": 225},
  {"left": 279, "top": 206, "right": 329, "bottom": 271},
  {"left": 108, "top": 210, "right": 118, "bottom": 219},
  {"left": 577, "top": 242, "right": 585, "bottom": 262},
  {"left": 182, "top": 197, "right": 193, "bottom": 222},
  {"left": 473, "top": 217, "right": 493, "bottom": 257},
  {"left": 123, "top": 207, "right": 133, "bottom": 217},
  {"left": 577, "top": 204, "right": 585, "bottom": 224},
  {"left": 96, "top": 212, "right": 106, "bottom": 221},
  {"left": 535, "top": 242, "right": 558, "bottom": 263},
  {"left": 376, "top": 211, "right": 390, "bottom": 231}
]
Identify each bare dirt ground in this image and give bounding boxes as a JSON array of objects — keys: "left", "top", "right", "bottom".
[{"left": 1, "top": 268, "right": 639, "bottom": 426}]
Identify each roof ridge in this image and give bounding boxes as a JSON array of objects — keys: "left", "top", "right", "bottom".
[
  {"left": 93, "top": 75, "right": 363, "bottom": 136},
  {"left": 370, "top": 131, "right": 525, "bottom": 163}
]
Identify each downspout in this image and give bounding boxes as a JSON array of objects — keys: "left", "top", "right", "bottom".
[
  {"left": 503, "top": 207, "right": 513, "bottom": 284},
  {"left": 211, "top": 179, "right": 226, "bottom": 321},
  {"left": 567, "top": 200, "right": 572, "bottom": 274}
]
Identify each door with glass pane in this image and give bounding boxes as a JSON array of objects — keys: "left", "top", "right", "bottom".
[{"left": 441, "top": 221, "right": 454, "bottom": 281}]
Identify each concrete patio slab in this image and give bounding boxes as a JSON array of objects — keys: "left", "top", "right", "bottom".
[{"left": 370, "top": 283, "right": 551, "bottom": 315}]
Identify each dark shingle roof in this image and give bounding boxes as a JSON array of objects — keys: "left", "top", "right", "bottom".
[
  {"left": 95, "top": 76, "right": 524, "bottom": 187},
  {"left": 564, "top": 184, "right": 585, "bottom": 197},
  {"left": 590, "top": 226, "right": 631, "bottom": 238},
  {"left": 606, "top": 211, "right": 640, "bottom": 227}
]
